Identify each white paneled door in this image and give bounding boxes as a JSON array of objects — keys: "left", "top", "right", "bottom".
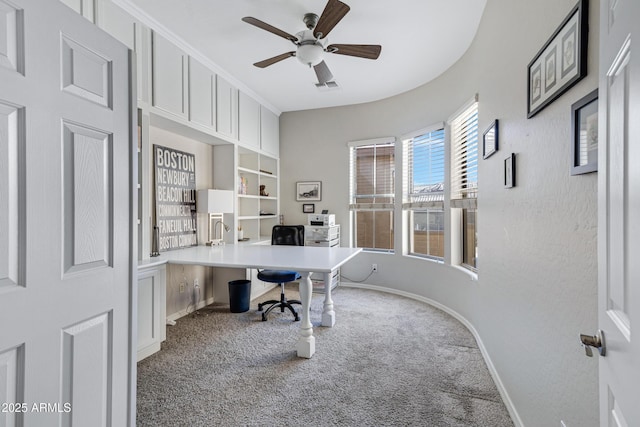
[
  {"left": 597, "top": 0, "right": 640, "bottom": 425},
  {"left": 0, "top": 1, "right": 134, "bottom": 426}
]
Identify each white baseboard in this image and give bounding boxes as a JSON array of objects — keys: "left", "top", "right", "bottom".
[{"left": 341, "top": 282, "right": 524, "bottom": 427}]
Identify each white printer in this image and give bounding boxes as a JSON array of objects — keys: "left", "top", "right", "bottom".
[{"left": 307, "top": 214, "right": 335, "bottom": 226}]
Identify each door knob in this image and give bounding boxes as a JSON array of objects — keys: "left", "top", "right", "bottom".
[{"left": 580, "top": 330, "right": 606, "bottom": 357}]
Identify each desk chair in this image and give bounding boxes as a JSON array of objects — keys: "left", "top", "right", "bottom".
[{"left": 257, "top": 225, "right": 304, "bottom": 321}]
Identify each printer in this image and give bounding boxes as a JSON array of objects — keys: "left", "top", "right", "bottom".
[{"left": 307, "top": 214, "right": 335, "bottom": 226}]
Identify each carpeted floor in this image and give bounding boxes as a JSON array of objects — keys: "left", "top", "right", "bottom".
[{"left": 136, "top": 285, "right": 514, "bottom": 427}]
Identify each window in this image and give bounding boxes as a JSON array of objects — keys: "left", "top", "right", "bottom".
[
  {"left": 450, "top": 100, "right": 478, "bottom": 270},
  {"left": 403, "top": 126, "right": 445, "bottom": 259},
  {"left": 349, "top": 139, "right": 395, "bottom": 252}
]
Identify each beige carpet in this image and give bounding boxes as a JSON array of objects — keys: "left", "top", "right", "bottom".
[{"left": 136, "top": 285, "right": 513, "bottom": 426}]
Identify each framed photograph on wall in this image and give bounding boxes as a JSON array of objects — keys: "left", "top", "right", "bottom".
[
  {"left": 296, "top": 181, "right": 322, "bottom": 201},
  {"left": 504, "top": 153, "right": 516, "bottom": 188},
  {"left": 302, "top": 203, "right": 315, "bottom": 213},
  {"left": 570, "top": 89, "right": 598, "bottom": 175},
  {"left": 482, "top": 120, "right": 499, "bottom": 159},
  {"left": 527, "top": 0, "right": 588, "bottom": 118}
]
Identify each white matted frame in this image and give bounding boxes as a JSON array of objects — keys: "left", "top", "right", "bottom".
[{"left": 296, "top": 181, "right": 322, "bottom": 201}]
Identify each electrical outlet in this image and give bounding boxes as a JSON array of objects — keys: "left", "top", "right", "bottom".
[
  {"left": 179, "top": 282, "right": 186, "bottom": 293},
  {"left": 372, "top": 264, "right": 378, "bottom": 272},
  {"left": 193, "top": 278, "right": 199, "bottom": 289}
]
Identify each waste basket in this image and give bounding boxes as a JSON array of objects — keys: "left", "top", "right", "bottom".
[{"left": 228, "top": 279, "right": 251, "bottom": 313}]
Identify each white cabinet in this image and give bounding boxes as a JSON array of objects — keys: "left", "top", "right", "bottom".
[
  {"left": 59, "top": 0, "right": 95, "bottom": 22},
  {"left": 152, "top": 31, "right": 188, "bottom": 119},
  {"left": 137, "top": 264, "right": 166, "bottom": 361},
  {"left": 237, "top": 147, "right": 279, "bottom": 241},
  {"left": 238, "top": 92, "right": 260, "bottom": 149},
  {"left": 304, "top": 225, "right": 341, "bottom": 292},
  {"left": 188, "top": 57, "right": 215, "bottom": 129},
  {"left": 260, "top": 106, "right": 279, "bottom": 156},
  {"left": 216, "top": 75, "right": 238, "bottom": 139}
]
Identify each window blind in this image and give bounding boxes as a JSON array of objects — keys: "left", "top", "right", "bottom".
[
  {"left": 402, "top": 127, "right": 445, "bottom": 209},
  {"left": 349, "top": 141, "right": 395, "bottom": 210},
  {"left": 450, "top": 101, "right": 478, "bottom": 207}
]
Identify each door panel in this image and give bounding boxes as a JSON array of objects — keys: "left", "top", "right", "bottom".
[
  {"left": 0, "top": 1, "right": 132, "bottom": 425},
  {"left": 598, "top": 0, "right": 640, "bottom": 425}
]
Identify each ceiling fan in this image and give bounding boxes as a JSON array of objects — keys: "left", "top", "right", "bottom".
[{"left": 242, "top": 0, "right": 382, "bottom": 86}]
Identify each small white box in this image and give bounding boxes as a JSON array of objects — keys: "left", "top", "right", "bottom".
[{"left": 307, "top": 214, "right": 335, "bottom": 226}]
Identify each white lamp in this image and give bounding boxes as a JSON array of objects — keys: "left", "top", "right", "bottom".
[{"left": 197, "top": 189, "right": 234, "bottom": 246}]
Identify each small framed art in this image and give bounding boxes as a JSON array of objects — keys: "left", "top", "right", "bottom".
[
  {"left": 504, "top": 153, "right": 516, "bottom": 188},
  {"left": 302, "top": 203, "right": 315, "bottom": 213},
  {"left": 570, "top": 89, "right": 598, "bottom": 175},
  {"left": 483, "top": 120, "right": 499, "bottom": 159},
  {"left": 296, "top": 181, "right": 322, "bottom": 201}
]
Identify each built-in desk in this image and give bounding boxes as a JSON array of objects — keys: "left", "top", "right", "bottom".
[{"left": 139, "top": 244, "right": 361, "bottom": 358}]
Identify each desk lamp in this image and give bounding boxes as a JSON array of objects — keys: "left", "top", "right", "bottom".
[{"left": 197, "top": 189, "right": 234, "bottom": 246}]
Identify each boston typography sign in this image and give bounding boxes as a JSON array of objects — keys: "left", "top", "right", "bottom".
[{"left": 154, "top": 145, "right": 197, "bottom": 251}]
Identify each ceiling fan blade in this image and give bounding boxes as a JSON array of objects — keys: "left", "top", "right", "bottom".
[
  {"left": 242, "top": 17, "right": 298, "bottom": 43},
  {"left": 326, "top": 44, "right": 382, "bottom": 60},
  {"left": 253, "top": 52, "right": 296, "bottom": 68},
  {"left": 314, "top": 0, "right": 350, "bottom": 39},
  {"left": 313, "top": 60, "right": 334, "bottom": 84}
]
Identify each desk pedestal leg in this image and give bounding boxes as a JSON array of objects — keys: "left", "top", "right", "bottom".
[
  {"left": 322, "top": 271, "right": 335, "bottom": 327},
  {"left": 296, "top": 271, "right": 315, "bottom": 358}
]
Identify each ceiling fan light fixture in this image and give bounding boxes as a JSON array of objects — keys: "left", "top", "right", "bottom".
[{"left": 296, "top": 43, "right": 324, "bottom": 67}]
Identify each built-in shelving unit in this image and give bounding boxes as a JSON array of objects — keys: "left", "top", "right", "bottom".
[{"left": 237, "top": 146, "right": 279, "bottom": 241}]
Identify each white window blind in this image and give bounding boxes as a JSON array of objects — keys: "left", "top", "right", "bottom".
[
  {"left": 402, "top": 127, "right": 445, "bottom": 209},
  {"left": 349, "top": 141, "right": 395, "bottom": 210},
  {"left": 450, "top": 101, "right": 478, "bottom": 207}
]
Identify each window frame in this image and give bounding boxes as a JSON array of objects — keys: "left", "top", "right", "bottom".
[
  {"left": 348, "top": 137, "right": 396, "bottom": 253},
  {"left": 402, "top": 123, "right": 446, "bottom": 260}
]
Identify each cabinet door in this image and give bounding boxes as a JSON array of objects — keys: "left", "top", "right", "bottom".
[
  {"left": 137, "top": 266, "right": 166, "bottom": 361},
  {"left": 189, "top": 57, "right": 215, "bottom": 129},
  {"left": 216, "top": 75, "right": 238, "bottom": 139},
  {"left": 152, "top": 31, "right": 187, "bottom": 118},
  {"left": 238, "top": 91, "right": 260, "bottom": 149},
  {"left": 59, "top": 0, "right": 95, "bottom": 22},
  {"left": 260, "top": 106, "right": 279, "bottom": 156}
]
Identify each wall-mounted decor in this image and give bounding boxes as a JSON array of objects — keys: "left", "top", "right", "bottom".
[
  {"left": 571, "top": 89, "right": 598, "bottom": 175},
  {"left": 482, "top": 120, "right": 499, "bottom": 159},
  {"left": 153, "top": 145, "right": 197, "bottom": 251},
  {"left": 302, "top": 203, "right": 315, "bottom": 214},
  {"left": 504, "top": 153, "right": 516, "bottom": 188},
  {"left": 296, "top": 181, "right": 322, "bottom": 201},
  {"left": 527, "top": 0, "right": 588, "bottom": 118}
]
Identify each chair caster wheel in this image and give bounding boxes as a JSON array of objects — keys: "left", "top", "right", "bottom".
[
  {"left": 294, "top": 316, "right": 300, "bottom": 322},
  {"left": 262, "top": 313, "right": 267, "bottom": 321},
  {"left": 258, "top": 305, "right": 263, "bottom": 311}
]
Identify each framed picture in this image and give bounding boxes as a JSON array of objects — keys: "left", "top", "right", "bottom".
[
  {"left": 482, "top": 120, "right": 499, "bottom": 159},
  {"left": 571, "top": 89, "right": 598, "bottom": 175},
  {"left": 302, "top": 203, "right": 315, "bottom": 214},
  {"left": 504, "top": 153, "right": 516, "bottom": 188},
  {"left": 296, "top": 181, "right": 322, "bottom": 201},
  {"left": 527, "top": 0, "right": 588, "bottom": 118}
]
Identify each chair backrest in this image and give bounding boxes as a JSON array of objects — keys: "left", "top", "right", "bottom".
[{"left": 271, "top": 225, "right": 305, "bottom": 246}]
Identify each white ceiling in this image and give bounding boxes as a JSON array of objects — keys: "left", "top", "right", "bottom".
[{"left": 124, "top": 0, "right": 487, "bottom": 113}]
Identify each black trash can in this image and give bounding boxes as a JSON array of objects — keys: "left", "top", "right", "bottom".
[{"left": 228, "top": 279, "right": 251, "bottom": 313}]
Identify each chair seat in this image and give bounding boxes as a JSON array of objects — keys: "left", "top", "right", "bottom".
[{"left": 257, "top": 270, "right": 301, "bottom": 283}]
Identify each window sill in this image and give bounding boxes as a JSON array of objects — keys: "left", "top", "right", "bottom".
[
  {"left": 404, "top": 254, "right": 444, "bottom": 264},
  {"left": 451, "top": 264, "right": 478, "bottom": 281}
]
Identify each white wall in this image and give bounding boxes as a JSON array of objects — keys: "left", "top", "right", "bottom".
[{"left": 280, "top": 1, "right": 600, "bottom": 426}]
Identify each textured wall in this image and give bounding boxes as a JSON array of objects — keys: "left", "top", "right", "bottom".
[{"left": 280, "top": 0, "right": 600, "bottom": 426}]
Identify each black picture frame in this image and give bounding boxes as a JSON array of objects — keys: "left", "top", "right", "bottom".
[
  {"left": 302, "top": 203, "right": 315, "bottom": 213},
  {"left": 571, "top": 89, "right": 598, "bottom": 175},
  {"left": 482, "top": 120, "right": 499, "bottom": 159},
  {"left": 504, "top": 153, "right": 516, "bottom": 188},
  {"left": 527, "top": 0, "right": 589, "bottom": 118}
]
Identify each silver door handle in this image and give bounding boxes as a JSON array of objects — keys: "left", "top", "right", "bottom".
[{"left": 580, "top": 330, "right": 606, "bottom": 357}]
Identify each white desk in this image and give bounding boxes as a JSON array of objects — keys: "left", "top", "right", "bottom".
[{"left": 146, "top": 244, "right": 362, "bottom": 358}]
